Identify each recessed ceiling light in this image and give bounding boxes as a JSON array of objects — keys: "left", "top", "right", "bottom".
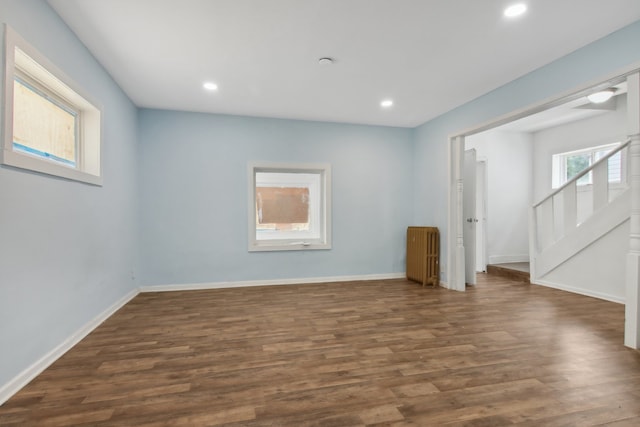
[
  {"left": 504, "top": 3, "right": 527, "bottom": 18},
  {"left": 587, "top": 89, "right": 615, "bottom": 104},
  {"left": 203, "top": 82, "right": 218, "bottom": 91},
  {"left": 381, "top": 99, "right": 393, "bottom": 108}
]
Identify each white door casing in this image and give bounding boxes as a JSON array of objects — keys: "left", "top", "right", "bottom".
[{"left": 625, "top": 71, "right": 640, "bottom": 349}]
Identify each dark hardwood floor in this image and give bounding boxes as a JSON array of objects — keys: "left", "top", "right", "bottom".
[{"left": 2, "top": 274, "right": 640, "bottom": 426}]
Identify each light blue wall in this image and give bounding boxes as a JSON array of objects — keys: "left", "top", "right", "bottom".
[
  {"left": 412, "top": 20, "right": 640, "bottom": 278},
  {"left": 0, "top": 0, "right": 139, "bottom": 388},
  {"left": 138, "top": 110, "right": 413, "bottom": 285}
]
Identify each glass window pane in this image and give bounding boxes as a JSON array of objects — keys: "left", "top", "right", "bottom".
[
  {"left": 566, "top": 154, "right": 591, "bottom": 185},
  {"left": 13, "top": 78, "right": 77, "bottom": 167},
  {"left": 254, "top": 171, "right": 321, "bottom": 242},
  {"left": 607, "top": 151, "right": 622, "bottom": 183},
  {"left": 256, "top": 186, "right": 310, "bottom": 231},
  {"left": 594, "top": 147, "right": 622, "bottom": 183}
]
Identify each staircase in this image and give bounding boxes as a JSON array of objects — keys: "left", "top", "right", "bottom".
[{"left": 530, "top": 140, "right": 631, "bottom": 282}]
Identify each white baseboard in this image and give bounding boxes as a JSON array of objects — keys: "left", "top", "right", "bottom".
[
  {"left": 533, "top": 279, "right": 624, "bottom": 304},
  {"left": 488, "top": 254, "right": 529, "bottom": 265},
  {"left": 140, "top": 273, "right": 406, "bottom": 292},
  {"left": 0, "top": 289, "right": 139, "bottom": 406}
]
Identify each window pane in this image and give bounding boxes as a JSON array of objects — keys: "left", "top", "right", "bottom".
[
  {"left": 13, "top": 77, "right": 77, "bottom": 167},
  {"left": 594, "top": 146, "right": 623, "bottom": 183},
  {"left": 256, "top": 187, "right": 310, "bottom": 231},
  {"left": 566, "top": 154, "right": 591, "bottom": 185},
  {"left": 254, "top": 171, "right": 321, "bottom": 242},
  {"left": 607, "top": 151, "right": 622, "bottom": 183}
]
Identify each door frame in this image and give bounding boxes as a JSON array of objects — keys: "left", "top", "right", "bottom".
[{"left": 446, "top": 61, "right": 640, "bottom": 293}]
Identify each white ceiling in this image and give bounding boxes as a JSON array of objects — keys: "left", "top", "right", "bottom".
[{"left": 47, "top": 0, "right": 640, "bottom": 128}]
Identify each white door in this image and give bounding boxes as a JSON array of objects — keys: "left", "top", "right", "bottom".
[
  {"left": 475, "top": 160, "right": 487, "bottom": 273},
  {"left": 464, "top": 149, "right": 477, "bottom": 285}
]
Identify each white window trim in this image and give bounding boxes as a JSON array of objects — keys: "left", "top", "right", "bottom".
[
  {"left": 2, "top": 25, "right": 103, "bottom": 186},
  {"left": 248, "top": 162, "right": 332, "bottom": 252}
]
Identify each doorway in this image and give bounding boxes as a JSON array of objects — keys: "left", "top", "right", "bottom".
[{"left": 447, "top": 67, "right": 639, "bottom": 293}]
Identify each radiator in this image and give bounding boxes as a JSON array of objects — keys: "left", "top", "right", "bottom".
[{"left": 406, "top": 226, "right": 440, "bottom": 287}]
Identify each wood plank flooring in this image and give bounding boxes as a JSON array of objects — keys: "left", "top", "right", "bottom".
[{"left": 2, "top": 274, "right": 640, "bottom": 426}]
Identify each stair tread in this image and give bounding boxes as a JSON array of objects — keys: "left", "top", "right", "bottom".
[{"left": 486, "top": 263, "right": 530, "bottom": 283}]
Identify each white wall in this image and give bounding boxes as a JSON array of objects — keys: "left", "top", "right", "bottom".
[
  {"left": 466, "top": 130, "right": 533, "bottom": 265},
  {"left": 532, "top": 95, "right": 628, "bottom": 202},
  {"left": 530, "top": 94, "right": 629, "bottom": 301}
]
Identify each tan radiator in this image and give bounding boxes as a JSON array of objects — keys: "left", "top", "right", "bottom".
[{"left": 406, "top": 226, "right": 440, "bottom": 287}]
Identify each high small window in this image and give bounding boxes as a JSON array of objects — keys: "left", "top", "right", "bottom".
[
  {"left": 552, "top": 143, "right": 623, "bottom": 189},
  {"left": 2, "top": 26, "right": 102, "bottom": 185},
  {"left": 13, "top": 73, "right": 78, "bottom": 167},
  {"left": 248, "top": 162, "right": 331, "bottom": 251}
]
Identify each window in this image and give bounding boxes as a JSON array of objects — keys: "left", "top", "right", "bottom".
[
  {"left": 2, "top": 26, "right": 102, "bottom": 185},
  {"left": 552, "top": 143, "right": 623, "bottom": 189},
  {"left": 248, "top": 162, "right": 331, "bottom": 251}
]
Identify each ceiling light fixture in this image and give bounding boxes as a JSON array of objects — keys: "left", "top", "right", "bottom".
[
  {"left": 203, "top": 81, "right": 218, "bottom": 91},
  {"left": 587, "top": 89, "right": 616, "bottom": 104},
  {"left": 318, "top": 57, "right": 334, "bottom": 66},
  {"left": 504, "top": 3, "right": 527, "bottom": 18},
  {"left": 381, "top": 99, "right": 393, "bottom": 108}
]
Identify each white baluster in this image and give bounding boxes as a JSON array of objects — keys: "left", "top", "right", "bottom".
[
  {"left": 592, "top": 159, "right": 608, "bottom": 213},
  {"left": 537, "top": 199, "right": 553, "bottom": 250},
  {"left": 562, "top": 182, "right": 577, "bottom": 236}
]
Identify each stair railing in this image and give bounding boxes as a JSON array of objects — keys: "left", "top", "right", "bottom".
[{"left": 531, "top": 139, "right": 631, "bottom": 256}]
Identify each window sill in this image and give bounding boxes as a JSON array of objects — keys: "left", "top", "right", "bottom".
[
  {"left": 1, "top": 149, "right": 102, "bottom": 186},
  {"left": 248, "top": 241, "right": 331, "bottom": 252}
]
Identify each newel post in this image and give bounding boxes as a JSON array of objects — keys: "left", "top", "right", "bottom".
[{"left": 625, "top": 72, "right": 640, "bottom": 349}]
